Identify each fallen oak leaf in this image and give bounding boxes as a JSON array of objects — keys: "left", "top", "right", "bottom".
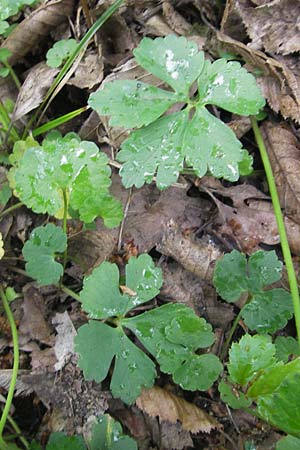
[{"left": 136, "top": 386, "right": 218, "bottom": 434}]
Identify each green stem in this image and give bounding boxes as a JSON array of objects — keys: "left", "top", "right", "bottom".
[
  {"left": 61, "top": 285, "right": 81, "bottom": 302},
  {"left": 22, "top": 0, "right": 124, "bottom": 135},
  {"left": 0, "top": 288, "right": 19, "bottom": 442},
  {"left": 251, "top": 116, "right": 300, "bottom": 349},
  {"left": 0, "top": 202, "right": 23, "bottom": 221},
  {"left": 221, "top": 308, "right": 244, "bottom": 360},
  {"left": 0, "top": 101, "right": 20, "bottom": 143},
  {"left": 3, "top": 62, "right": 21, "bottom": 90},
  {"left": 32, "top": 105, "right": 89, "bottom": 137},
  {"left": 61, "top": 189, "right": 68, "bottom": 284}
]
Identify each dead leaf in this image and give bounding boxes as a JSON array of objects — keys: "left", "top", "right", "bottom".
[
  {"left": 157, "top": 220, "right": 223, "bottom": 280},
  {"left": 136, "top": 386, "right": 218, "bottom": 434},
  {"left": 261, "top": 122, "right": 300, "bottom": 224},
  {"left": 234, "top": 0, "right": 300, "bottom": 55},
  {"left": 53, "top": 312, "right": 76, "bottom": 371},
  {"left": 19, "top": 284, "right": 54, "bottom": 346},
  {"left": 162, "top": 1, "right": 193, "bottom": 35},
  {"left": 145, "top": 15, "right": 175, "bottom": 37},
  {"left": 1, "top": 0, "right": 75, "bottom": 67},
  {"left": 68, "top": 50, "right": 104, "bottom": 90},
  {"left": 68, "top": 229, "right": 115, "bottom": 272},
  {"left": 12, "top": 63, "right": 59, "bottom": 122}
]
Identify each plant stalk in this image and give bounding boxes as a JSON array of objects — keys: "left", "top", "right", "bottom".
[
  {"left": 61, "top": 285, "right": 81, "bottom": 302},
  {"left": 251, "top": 116, "right": 300, "bottom": 349},
  {"left": 0, "top": 288, "right": 19, "bottom": 444}
]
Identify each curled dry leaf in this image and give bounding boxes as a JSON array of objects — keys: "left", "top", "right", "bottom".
[
  {"left": 136, "top": 386, "right": 218, "bottom": 434},
  {"left": 67, "top": 50, "right": 104, "bottom": 90},
  {"left": 162, "top": 1, "right": 194, "bottom": 35},
  {"left": 261, "top": 122, "right": 300, "bottom": 224},
  {"left": 12, "top": 63, "right": 59, "bottom": 121},
  {"left": 157, "top": 220, "right": 223, "bottom": 280},
  {"left": 1, "top": 0, "right": 75, "bottom": 67},
  {"left": 234, "top": 0, "right": 300, "bottom": 55}
]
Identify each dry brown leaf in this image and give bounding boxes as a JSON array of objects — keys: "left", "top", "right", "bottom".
[
  {"left": 200, "top": 179, "right": 300, "bottom": 255},
  {"left": 19, "top": 284, "right": 54, "bottom": 345},
  {"left": 1, "top": 0, "right": 74, "bottom": 67},
  {"left": 136, "top": 386, "right": 218, "bottom": 434},
  {"left": 261, "top": 122, "right": 300, "bottom": 224},
  {"left": 12, "top": 63, "right": 59, "bottom": 122},
  {"left": 68, "top": 230, "right": 115, "bottom": 272},
  {"left": 67, "top": 50, "right": 104, "bottom": 90},
  {"left": 162, "top": 1, "right": 193, "bottom": 35},
  {"left": 157, "top": 220, "right": 223, "bottom": 280},
  {"left": 234, "top": 0, "right": 300, "bottom": 55}
]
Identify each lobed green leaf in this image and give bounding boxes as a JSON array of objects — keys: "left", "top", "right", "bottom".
[
  {"left": 88, "top": 80, "right": 178, "bottom": 129},
  {"left": 197, "top": 58, "right": 265, "bottom": 115},
  {"left": 275, "top": 336, "right": 300, "bottom": 363},
  {"left": 276, "top": 435, "right": 300, "bottom": 450},
  {"left": 89, "top": 416, "right": 137, "bottom": 450},
  {"left": 218, "top": 380, "right": 252, "bottom": 410},
  {"left": 46, "top": 432, "right": 86, "bottom": 450},
  {"left": 10, "top": 131, "right": 123, "bottom": 227},
  {"left": 133, "top": 34, "right": 204, "bottom": 96},
  {"left": 228, "top": 334, "right": 277, "bottom": 386},
  {"left": 46, "top": 39, "right": 77, "bottom": 68},
  {"left": 22, "top": 224, "right": 67, "bottom": 285}
]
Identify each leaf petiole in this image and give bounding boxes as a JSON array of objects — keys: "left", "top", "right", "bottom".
[{"left": 251, "top": 116, "right": 300, "bottom": 349}]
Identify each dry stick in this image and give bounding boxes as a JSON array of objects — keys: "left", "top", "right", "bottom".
[{"left": 251, "top": 116, "right": 300, "bottom": 349}]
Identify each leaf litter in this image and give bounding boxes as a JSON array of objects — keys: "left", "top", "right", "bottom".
[{"left": 1, "top": 1, "right": 300, "bottom": 449}]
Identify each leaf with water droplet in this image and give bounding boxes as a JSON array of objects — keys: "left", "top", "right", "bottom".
[
  {"left": 214, "top": 249, "right": 293, "bottom": 334},
  {"left": 9, "top": 131, "right": 122, "bottom": 227},
  {"left": 22, "top": 223, "right": 67, "bottom": 285},
  {"left": 124, "top": 303, "right": 222, "bottom": 391},
  {"left": 74, "top": 321, "right": 156, "bottom": 404},
  {"left": 242, "top": 289, "right": 293, "bottom": 334},
  {"left": 133, "top": 35, "right": 204, "bottom": 96},
  {"left": 80, "top": 254, "right": 163, "bottom": 319},
  {"left": 184, "top": 107, "right": 246, "bottom": 182},
  {"left": 197, "top": 58, "right": 265, "bottom": 115},
  {"left": 228, "top": 334, "right": 277, "bottom": 386},
  {"left": 89, "top": 80, "right": 179, "bottom": 129},
  {"left": 88, "top": 415, "right": 137, "bottom": 450},
  {"left": 118, "top": 111, "right": 188, "bottom": 189}
]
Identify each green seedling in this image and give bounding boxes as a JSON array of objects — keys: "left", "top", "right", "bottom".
[
  {"left": 8, "top": 131, "right": 123, "bottom": 227},
  {"left": 213, "top": 249, "right": 293, "bottom": 334},
  {"left": 220, "top": 334, "right": 300, "bottom": 439},
  {"left": 46, "top": 39, "right": 78, "bottom": 68},
  {"left": 0, "top": 0, "right": 38, "bottom": 36},
  {"left": 89, "top": 35, "right": 265, "bottom": 189},
  {"left": 75, "top": 254, "right": 222, "bottom": 404}
]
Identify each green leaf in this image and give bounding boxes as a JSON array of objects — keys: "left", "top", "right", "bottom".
[
  {"left": 10, "top": 131, "right": 123, "bottom": 226},
  {"left": 88, "top": 80, "right": 178, "bottom": 129},
  {"left": 214, "top": 250, "right": 292, "bottom": 334},
  {"left": 88, "top": 35, "right": 264, "bottom": 189},
  {"left": 124, "top": 303, "right": 222, "bottom": 391},
  {"left": 197, "top": 59, "right": 265, "bottom": 115},
  {"left": 76, "top": 255, "right": 221, "bottom": 402},
  {"left": 247, "top": 250, "right": 282, "bottom": 291},
  {"left": 22, "top": 224, "right": 67, "bottom": 285},
  {"left": 0, "top": 67, "right": 9, "bottom": 78},
  {"left": 256, "top": 368, "right": 300, "bottom": 437},
  {"left": 218, "top": 380, "right": 252, "bottom": 409},
  {"left": 118, "top": 111, "right": 187, "bottom": 189},
  {"left": 0, "top": 0, "right": 37, "bottom": 21},
  {"left": 184, "top": 107, "right": 245, "bottom": 181},
  {"left": 133, "top": 35, "right": 204, "bottom": 96},
  {"left": 213, "top": 250, "right": 248, "bottom": 302},
  {"left": 46, "top": 432, "right": 86, "bottom": 450},
  {"left": 228, "top": 334, "right": 276, "bottom": 386},
  {"left": 80, "top": 254, "right": 162, "bottom": 319},
  {"left": 275, "top": 336, "right": 300, "bottom": 363},
  {"left": 247, "top": 358, "right": 300, "bottom": 399},
  {"left": 242, "top": 289, "right": 293, "bottom": 334},
  {"left": 276, "top": 435, "right": 300, "bottom": 450},
  {"left": 29, "top": 442, "right": 42, "bottom": 450},
  {"left": 89, "top": 415, "right": 137, "bottom": 450},
  {"left": 46, "top": 39, "right": 77, "bottom": 68},
  {"left": 0, "top": 48, "right": 11, "bottom": 63},
  {"left": 74, "top": 321, "right": 156, "bottom": 404},
  {"left": 0, "top": 182, "right": 12, "bottom": 206}
]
